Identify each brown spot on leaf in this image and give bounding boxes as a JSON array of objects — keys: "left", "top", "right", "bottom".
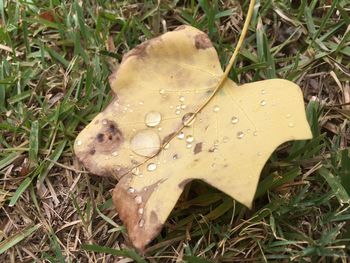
[
  {"left": 195, "top": 34, "right": 213, "bottom": 49},
  {"left": 193, "top": 142, "right": 203, "bottom": 154},
  {"left": 122, "top": 41, "right": 150, "bottom": 62},
  {"left": 113, "top": 178, "right": 165, "bottom": 251},
  {"left": 94, "top": 120, "right": 124, "bottom": 152},
  {"left": 150, "top": 211, "right": 158, "bottom": 225}
]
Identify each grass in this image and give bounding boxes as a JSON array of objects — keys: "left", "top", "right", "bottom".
[{"left": 1, "top": 0, "right": 350, "bottom": 262}]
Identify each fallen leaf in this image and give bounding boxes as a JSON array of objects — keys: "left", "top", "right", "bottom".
[{"left": 75, "top": 26, "right": 312, "bottom": 250}]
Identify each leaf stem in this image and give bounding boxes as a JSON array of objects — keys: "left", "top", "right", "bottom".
[{"left": 197, "top": 0, "right": 256, "bottom": 112}]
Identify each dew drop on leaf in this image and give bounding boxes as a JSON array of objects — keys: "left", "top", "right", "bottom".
[
  {"left": 179, "top": 96, "right": 185, "bottom": 102},
  {"left": 76, "top": 140, "right": 82, "bottom": 146},
  {"left": 182, "top": 112, "right": 196, "bottom": 127},
  {"left": 135, "top": 195, "right": 142, "bottom": 204},
  {"left": 288, "top": 122, "right": 295, "bottom": 128},
  {"left": 144, "top": 111, "right": 162, "bottom": 127},
  {"left": 186, "top": 135, "right": 194, "bottom": 143},
  {"left": 261, "top": 89, "right": 266, "bottom": 95},
  {"left": 112, "top": 151, "right": 118, "bottom": 156},
  {"left": 177, "top": 132, "right": 185, "bottom": 139},
  {"left": 139, "top": 218, "right": 145, "bottom": 227},
  {"left": 130, "top": 130, "right": 161, "bottom": 157},
  {"left": 138, "top": 208, "right": 144, "bottom": 215},
  {"left": 236, "top": 131, "right": 244, "bottom": 139},
  {"left": 260, "top": 100, "right": 267, "bottom": 106},
  {"left": 128, "top": 187, "right": 135, "bottom": 194},
  {"left": 213, "top": 105, "right": 220, "bottom": 112},
  {"left": 231, "top": 116, "right": 239, "bottom": 124},
  {"left": 147, "top": 163, "right": 157, "bottom": 172}
]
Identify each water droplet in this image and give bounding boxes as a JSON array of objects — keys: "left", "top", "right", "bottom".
[
  {"left": 286, "top": 114, "right": 292, "bottom": 119},
  {"left": 138, "top": 208, "right": 144, "bottom": 215},
  {"left": 147, "top": 163, "right": 157, "bottom": 172},
  {"left": 186, "top": 135, "right": 194, "bottom": 143},
  {"left": 175, "top": 109, "right": 181, "bottom": 115},
  {"left": 131, "top": 167, "right": 140, "bottom": 175},
  {"left": 186, "top": 143, "right": 192, "bottom": 148},
  {"left": 115, "top": 165, "right": 122, "bottom": 171},
  {"left": 223, "top": 136, "right": 229, "bottom": 143},
  {"left": 144, "top": 111, "right": 162, "bottom": 127},
  {"left": 169, "top": 105, "right": 174, "bottom": 109},
  {"left": 257, "top": 152, "right": 262, "bottom": 156},
  {"left": 139, "top": 218, "right": 145, "bottom": 227},
  {"left": 261, "top": 89, "right": 266, "bottom": 95},
  {"left": 176, "top": 105, "right": 180, "bottom": 110},
  {"left": 139, "top": 101, "right": 144, "bottom": 105},
  {"left": 237, "top": 131, "right": 244, "bottom": 139},
  {"left": 102, "top": 119, "right": 108, "bottom": 125},
  {"left": 179, "top": 96, "right": 185, "bottom": 102},
  {"left": 130, "top": 130, "right": 161, "bottom": 157},
  {"left": 158, "top": 127, "right": 162, "bottom": 132},
  {"left": 173, "top": 154, "right": 178, "bottom": 160},
  {"left": 163, "top": 143, "right": 170, "bottom": 150},
  {"left": 231, "top": 116, "right": 239, "bottom": 124},
  {"left": 253, "top": 131, "right": 258, "bottom": 136},
  {"left": 177, "top": 132, "right": 185, "bottom": 139},
  {"left": 260, "top": 100, "right": 267, "bottom": 106},
  {"left": 159, "top": 89, "right": 165, "bottom": 94},
  {"left": 76, "top": 140, "right": 82, "bottom": 146},
  {"left": 213, "top": 105, "right": 220, "bottom": 112},
  {"left": 182, "top": 113, "right": 196, "bottom": 127},
  {"left": 128, "top": 187, "right": 135, "bottom": 194},
  {"left": 135, "top": 195, "right": 142, "bottom": 204},
  {"left": 181, "top": 104, "right": 187, "bottom": 109},
  {"left": 112, "top": 151, "right": 118, "bottom": 156},
  {"left": 288, "top": 122, "right": 294, "bottom": 128}
]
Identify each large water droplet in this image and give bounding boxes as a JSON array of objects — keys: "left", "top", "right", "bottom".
[
  {"left": 260, "top": 100, "right": 267, "bottom": 106},
  {"left": 186, "top": 135, "right": 194, "bottom": 143},
  {"left": 182, "top": 113, "right": 196, "bottom": 127},
  {"left": 135, "top": 195, "right": 142, "bottom": 204},
  {"left": 213, "top": 105, "right": 220, "bottom": 112},
  {"left": 144, "top": 111, "right": 162, "bottom": 127},
  {"left": 102, "top": 119, "right": 108, "bottom": 125},
  {"left": 236, "top": 131, "right": 244, "bottom": 139},
  {"left": 231, "top": 116, "right": 239, "bottom": 124},
  {"left": 76, "top": 140, "right": 82, "bottom": 146},
  {"left": 130, "top": 130, "right": 161, "bottom": 157},
  {"left": 177, "top": 132, "right": 185, "bottom": 139},
  {"left": 147, "top": 163, "right": 157, "bottom": 172}
]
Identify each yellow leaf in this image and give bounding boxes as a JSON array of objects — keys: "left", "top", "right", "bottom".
[{"left": 74, "top": 26, "right": 312, "bottom": 250}]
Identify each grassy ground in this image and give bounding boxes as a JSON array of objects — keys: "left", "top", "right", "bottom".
[{"left": 1, "top": 0, "right": 350, "bottom": 262}]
